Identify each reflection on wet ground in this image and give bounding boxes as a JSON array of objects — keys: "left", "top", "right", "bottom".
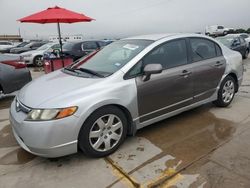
[
  {"left": 134, "top": 104, "right": 235, "bottom": 185},
  {"left": 0, "top": 148, "right": 35, "bottom": 165},
  {"left": 0, "top": 96, "right": 14, "bottom": 110},
  {"left": 0, "top": 123, "right": 36, "bottom": 165},
  {"left": 0, "top": 125, "right": 18, "bottom": 148}
]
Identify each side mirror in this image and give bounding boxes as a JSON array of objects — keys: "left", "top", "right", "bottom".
[{"left": 143, "top": 64, "right": 163, "bottom": 81}]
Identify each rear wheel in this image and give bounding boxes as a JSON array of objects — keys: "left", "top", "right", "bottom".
[
  {"left": 213, "top": 75, "right": 236, "bottom": 107},
  {"left": 78, "top": 106, "right": 127, "bottom": 157},
  {"left": 33, "top": 55, "right": 43, "bottom": 67}
]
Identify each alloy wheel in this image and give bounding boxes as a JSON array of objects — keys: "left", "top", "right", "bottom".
[
  {"left": 35, "top": 56, "right": 43, "bottom": 67},
  {"left": 89, "top": 114, "right": 123, "bottom": 152},
  {"left": 222, "top": 80, "right": 235, "bottom": 103}
]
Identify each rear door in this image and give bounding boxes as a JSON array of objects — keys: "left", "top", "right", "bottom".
[
  {"left": 188, "top": 37, "right": 226, "bottom": 102},
  {"left": 133, "top": 39, "right": 194, "bottom": 122}
]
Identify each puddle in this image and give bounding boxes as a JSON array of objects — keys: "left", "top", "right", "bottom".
[
  {"left": 0, "top": 96, "right": 15, "bottom": 110},
  {"left": 0, "top": 125, "right": 18, "bottom": 148},
  {"left": 138, "top": 105, "right": 235, "bottom": 170},
  {"left": 0, "top": 148, "right": 36, "bottom": 165}
]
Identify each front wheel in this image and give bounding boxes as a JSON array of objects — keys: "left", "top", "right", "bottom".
[
  {"left": 33, "top": 56, "right": 43, "bottom": 67},
  {"left": 213, "top": 75, "right": 236, "bottom": 107},
  {"left": 78, "top": 106, "right": 127, "bottom": 158}
]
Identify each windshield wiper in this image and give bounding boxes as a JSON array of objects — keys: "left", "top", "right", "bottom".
[{"left": 75, "top": 68, "right": 105, "bottom": 78}]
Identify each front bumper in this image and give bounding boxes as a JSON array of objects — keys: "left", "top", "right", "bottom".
[{"left": 9, "top": 101, "right": 79, "bottom": 158}]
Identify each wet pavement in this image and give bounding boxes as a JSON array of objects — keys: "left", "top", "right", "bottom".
[{"left": 1, "top": 60, "right": 250, "bottom": 188}]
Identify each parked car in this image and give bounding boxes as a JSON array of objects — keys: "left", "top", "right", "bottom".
[
  {"left": 21, "top": 43, "right": 61, "bottom": 67},
  {"left": 0, "top": 42, "right": 30, "bottom": 53},
  {"left": 0, "top": 54, "right": 32, "bottom": 98},
  {"left": 10, "top": 34, "right": 243, "bottom": 158},
  {"left": 0, "top": 41, "right": 14, "bottom": 50},
  {"left": 205, "top": 25, "right": 232, "bottom": 36},
  {"left": 10, "top": 41, "right": 48, "bottom": 54},
  {"left": 62, "top": 40, "right": 108, "bottom": 61},
  {"left": 230, "top": 33, "right": 250, "bottom": 48},
  {"left": 216, "top": 35, "right": 249, "bottom": 59}
]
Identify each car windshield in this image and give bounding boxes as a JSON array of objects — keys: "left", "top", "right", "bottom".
[
  {"left": 37, "top": 43, "right": 54, "bottom": 50},
  {"left": 67, "top": 39, "right": 153, "bottom": 76},
  {"left": 216, "top": 37, "right": 234, "bottom": 47}
]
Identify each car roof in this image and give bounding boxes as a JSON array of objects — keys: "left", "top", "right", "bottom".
[{"left": 124, "top": 33, "right": 208, "bottom": 41}]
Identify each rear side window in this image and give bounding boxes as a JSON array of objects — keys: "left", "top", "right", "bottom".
[
  {"left": 143, "top": 39, "right": 188, "bottom": 69},
  {"left": 190, "top": 38, "right": 217, "bottom": 62},
  {"left": 215, "top": 44, "right": 222, "bottom": 56}
]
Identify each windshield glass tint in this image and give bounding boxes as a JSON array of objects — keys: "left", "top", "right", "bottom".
[
  {"left": 217, "top": 37, "right": 233, "bottom": 47},
  {"left": 76, "top": 39, "right": 153, "bottom": 75}
]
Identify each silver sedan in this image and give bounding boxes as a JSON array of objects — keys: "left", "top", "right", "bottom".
[{"left": 10, "top": 34, "right": 243, "bottom": 158}]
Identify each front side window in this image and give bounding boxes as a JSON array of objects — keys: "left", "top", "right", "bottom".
[
  {"left": 190, "top": 38, "right": 217, "bottom": 62},
  {"left": 218, "top": 26, "right": 224, "bottom": 29},
  {"left": 143, "top": 39, "right": 188, "bottom": 69},
  {"left": 126, "top": 39, "right": 188, "bottom": 78}
]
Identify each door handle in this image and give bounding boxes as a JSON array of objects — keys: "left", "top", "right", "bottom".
[
  {"left": 213, "top": 61, "right": 224, "bottom": 67},
  {"left": 179, "top": 70, "right": 192, "bottom": 77}
]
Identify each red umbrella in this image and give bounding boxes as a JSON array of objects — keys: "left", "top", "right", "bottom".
[{"left": 18, "top": 6, "right": 94, "bottom": 54}]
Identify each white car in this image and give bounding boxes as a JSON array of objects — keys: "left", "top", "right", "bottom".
[
  {"left": 0, "top": 41, "right": 14, "bottom": 50},
  {"left": 205, "top": 25, "right": 232, "bottom": 36},
  {"left": 21, "top": 43, "right": 61, "bottom": 67}
]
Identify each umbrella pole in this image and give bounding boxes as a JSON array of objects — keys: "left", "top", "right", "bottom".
[{"left": 57, "top": 22, "right": 64, "bottom": 67}]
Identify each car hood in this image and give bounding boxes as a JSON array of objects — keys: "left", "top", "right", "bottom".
[{"left": 17, "top": 70, "right": 106, "bottom": 108}]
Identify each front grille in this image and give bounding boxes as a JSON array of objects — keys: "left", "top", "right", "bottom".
[{"left": 16, "top": 98, "right": 32, "bottom": 114}]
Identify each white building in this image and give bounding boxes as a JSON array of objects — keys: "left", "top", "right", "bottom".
[{"left": 49, "top": 35, "right": 83, "bottom": 42}]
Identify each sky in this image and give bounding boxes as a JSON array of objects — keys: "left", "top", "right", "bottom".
[{"left": 0, "top": 0, "right": 249, "bottom": 39}]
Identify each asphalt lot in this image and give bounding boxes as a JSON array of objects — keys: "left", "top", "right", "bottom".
[{"left": 1, "top": 58, "right": 250, "bottom": 188}]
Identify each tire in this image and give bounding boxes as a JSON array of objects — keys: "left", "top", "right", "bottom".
[
  {"left": 33, "top": 55, "right": 43, "bottom": 67},
  {"left": 78, "top": 106, "right": 127, "bottom": 158},
  {"left": 243, "top": 49, "right": 249, "bottom": 59},
  {"left": 213, "top": 75, "right": 236, "bottom": 107}
]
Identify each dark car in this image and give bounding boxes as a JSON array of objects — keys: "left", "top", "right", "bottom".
[
  {"left": 216, "top": 35, "right": 249, "bottom": 59},
  {"left": 62, "top": 40, "right": 108, "bottom": 61},
  {"left": 10, "top": 41, "right": 48, "bottom": 54},
  {"left": 0, "top": 54, "right": 32, "bottom": 97},
  {"left": 0, "top": 42, "right": 30, "bottom": 53}
]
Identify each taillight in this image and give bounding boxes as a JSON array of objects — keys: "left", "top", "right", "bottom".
[{"left": 1, "top": 61, "right": 27, "bottom": 69}]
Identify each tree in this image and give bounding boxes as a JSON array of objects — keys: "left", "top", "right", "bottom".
[
  {"left": 235, "top": 28, "right": 246, "bottom": 33},
  {"left": 247, "top": 28, "right": 250, "bottom": 34}
]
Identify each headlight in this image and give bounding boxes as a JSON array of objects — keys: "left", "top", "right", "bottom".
[{"left": 25, "top": 107, "right": 77, "bottom": 121}]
